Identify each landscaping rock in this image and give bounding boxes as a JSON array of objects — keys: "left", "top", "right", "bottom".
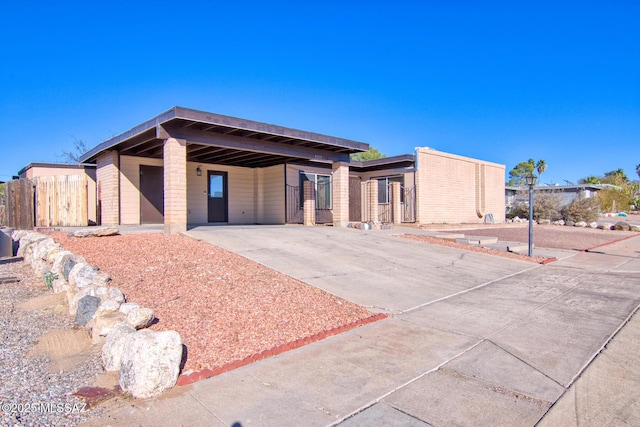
[
  {"left": 89, "top": 312, "right": 127, "bottom": 344},
  {"left": 51, "top": 276, "right": 69, "bottom": 293},
  {"left": 631, "top": 225, "right": 640, "bottom": 232},
  {"left": 69, "top": 263, "right": 98, "bottom": 289},
  {"left": 70, "top": 227, "right": 119, "bottom": 238},
  {"left": 119, "top": 330, "right": 183, "bottom": 398},
  {"left": 538, "top": 219, "right": 551, "bottom": 225},
  {"left": 613, "top": 221, "right": 631, "bottom": 231},
  {"left": 565, "top": 220, "right": 575, "bottom": 227},
  {"left": 126, "top": 307, "right": 155, "bottom": 330},
  {"left": 589, "top": 222, "right": 598, "bottom": 229},
  {"left": 598, "top": 223, "right": 613, "bottom": 230},
  {"left": 91, "top": 273, "right": 111, "bottom": 287},
  {"left": 62, "top": 258, "right": 78, "bottom": 281},
  {"left": 102, "top": 323, "right": 136, "bottom": 371},
  {"left": 75, "top": 295, "right": 101, "bottom": 326},
  {"left": 575, "top": 221, "right": 588, "bottom": 227},
  {"left": 95, "top": 299, "right": 122, "bottom": 315},
  {"left": 119, "top": 302, "right": 140, "bottom": 315},
  {"left": 552, "top": 219, "right": 565, "bottom": 226}
]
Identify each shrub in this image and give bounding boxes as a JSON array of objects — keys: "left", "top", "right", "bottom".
[
  {"left": 507, "top": 189, "right": 563, "bottom": 221},
  {"left": 533, "top": 191, "right": 564, "bottom": 221},
  {"left": 562, "top": 197, "right": 600, "bottom": 223},
  {"left": 597, "top": 183, "right": 637, "bottom": 212}
]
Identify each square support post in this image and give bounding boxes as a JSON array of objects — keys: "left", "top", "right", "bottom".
[
  {"left": 163, "top": 138, "right": 187, "bottom": 235},
  {"left": 391, "top": 181, "right": 402, "bottom": 224},
  {"left": 368, "top": 179, "right": 379, "bottom": 222},
  {"left": 303, "top": 179, "right": 316, "bottom": 226},
  {"left": 96, "top": 150, "right": 120, "bottom": 225},
  {"left": 332, "top": 161, "right": 349, "bottom": 227}
]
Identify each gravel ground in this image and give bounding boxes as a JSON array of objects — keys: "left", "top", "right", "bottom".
[
  {"left": 50, "top": 232, "right": 373, "bottom": 373},
  {"left": 443, "top": 223, "right": 638, "bottom": 250},
  {"left": 399, "top": 234, "right": 548, "bottom": 263},
  {"left": 0, "top": 261, "right": 103, "bottom": 427}
]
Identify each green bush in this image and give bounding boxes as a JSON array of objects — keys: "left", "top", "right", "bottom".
[{"left": 562, "top": 197, "right": 600, "bottom": 223}]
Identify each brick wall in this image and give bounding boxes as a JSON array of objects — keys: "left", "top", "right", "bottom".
[
  {"left": 96, "top": 150, "right": 120, "bottom": 225},
  {"left": 416, "top": 148, "right": 505, "bottom": 224},
  {"left": 163, "top": 138, "right": 187, "bottom": 234}
]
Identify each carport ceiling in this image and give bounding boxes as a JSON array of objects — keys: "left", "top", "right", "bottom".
[{"left": 81, "top": 107, "right": 369, "bottom": 168}]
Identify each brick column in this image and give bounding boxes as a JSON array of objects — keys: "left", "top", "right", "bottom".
[
  {"left": 332, "top": 161, "right": 349, "bottom": 227},
  {"left": 391, "top": 181, "right": 402, "bottom": 224},
  {"left": 368, "top": 179, "right": 379, "bottom": 221},
  {"left": 303, "top": 179, "right": 316, "bottom": 226},
  {"left": 163, "top": 138, "right": 187, "bottom": 235},
  {"left": 96, "top": 150, "right": 120, "bottom": 225}
]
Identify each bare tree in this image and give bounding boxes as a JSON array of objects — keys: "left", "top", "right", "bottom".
[{"left": 60, "top": 136, "right": 89, "bottom": 163}]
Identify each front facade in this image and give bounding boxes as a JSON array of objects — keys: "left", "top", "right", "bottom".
[{"left": 80, "top": 107, "right": 506, "bottom": 233}]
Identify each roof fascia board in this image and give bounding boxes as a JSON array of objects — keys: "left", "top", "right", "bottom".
[
  {"left": 162, "top": 125, "right": 351, "bottom": 163},
  {"left": 173, "top": 107, "right": 369, "bottom": 152},
  {"left": 79, "top": 108, "right": 177, "bottom": 162}
]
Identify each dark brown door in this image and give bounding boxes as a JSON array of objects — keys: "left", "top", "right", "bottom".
[
  {"left": 140, "top": 165, "right": 164, "bottom": 224},
  {"left": 208, "top": 171, "right": 228, "bottom": 222}
]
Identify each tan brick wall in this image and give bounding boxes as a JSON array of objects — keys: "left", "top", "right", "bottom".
[
  {"left": 303, "top": 180, "right": 316, "bottom": 226},
  {"left": 96, "top": 151, "right": 120, "bottom": 225},
  {"left": 163, "top": 138, "right": 187, "bottom": 234},
  {"left": 415, "top": 148, "right": 505, "bottom": 224},
  {"left": 332, "top": 161, "right": 349, "bottom": 226},
  {"left": 391, "top": 181, "right": 402, "bottom": 224}
]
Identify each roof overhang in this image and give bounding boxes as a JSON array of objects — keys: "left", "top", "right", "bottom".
[
  {"left": 80, "top": 107, "right": 369, "bottom": 168},
  {"left": 349, "top": 154, "right": 415, "bottom": 172}
]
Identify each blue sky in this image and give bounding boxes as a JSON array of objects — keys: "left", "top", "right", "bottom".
[{"left": 1, "top": 1, "right": 638, "bottom": 184}]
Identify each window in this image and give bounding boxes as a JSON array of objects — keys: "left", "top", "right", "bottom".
[
  {"left": 299, "top": 172, "right": 332, "bottom": 210},
  {"left": 377, "top": 176, "right": 404, "bottom": 204}
]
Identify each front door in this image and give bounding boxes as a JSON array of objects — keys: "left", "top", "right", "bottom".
[
  {"left": 140, "top": 165, "right": 164, "bottom": 224},
  {"left": 208, "top": 171, "right": 228, "bottom": 222}
]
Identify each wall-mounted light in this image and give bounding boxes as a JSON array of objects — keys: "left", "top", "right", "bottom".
[{"left": 196, "top": 166, "right": 202, "bottom": 176}]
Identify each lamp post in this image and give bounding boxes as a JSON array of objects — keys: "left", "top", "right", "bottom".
[{"left": 525, "top": 173, "right": 537, "bottom": 257}]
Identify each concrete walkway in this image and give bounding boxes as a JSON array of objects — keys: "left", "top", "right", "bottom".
[{"left": 89, "top": 226, "right": 640, "bottom": 427}]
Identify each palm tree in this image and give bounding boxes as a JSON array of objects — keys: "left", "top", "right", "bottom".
[{"left": 536, "top": 159, "right": 547, "bottom": 181}]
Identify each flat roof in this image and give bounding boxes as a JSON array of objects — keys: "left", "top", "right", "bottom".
[
  {"left": 80, "top": 107, "right": 369, "bottom": 167},
  {"left": 17, "top": 162, "right": 96, "bottom": 176}
]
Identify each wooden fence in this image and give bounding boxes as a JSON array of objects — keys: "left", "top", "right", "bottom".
[
  {"left": 2, "top": 175, "right": 88, "bottom": 229},
  {"left": 35, "top": 175, "right": 88, "bottom": 227},
  {"left": 5, "top": 179, "right": 35, "bottom": 229}
]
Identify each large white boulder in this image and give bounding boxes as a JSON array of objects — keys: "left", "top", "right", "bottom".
[{"left": 119, "top": 330, "right": 183, "bottom": 398}]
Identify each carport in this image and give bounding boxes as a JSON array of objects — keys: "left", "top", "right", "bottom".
[{"left": 80, "top": 107, "right": 369, "bottom": 234}]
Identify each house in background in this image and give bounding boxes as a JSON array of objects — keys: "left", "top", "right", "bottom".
[
  {"left": 72, "top": 106, "right": 505, "bottom": 233},
  {"left": 505, "top": 183, "right": 615, "bottom": 212}
]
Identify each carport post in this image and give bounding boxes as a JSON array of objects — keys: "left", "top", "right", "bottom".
[
  {"left": 163, "top": 137, "right": 187, "bottom": 235},
  {"left": 332, "top": 161, "right": 349, "bottom": 226}
]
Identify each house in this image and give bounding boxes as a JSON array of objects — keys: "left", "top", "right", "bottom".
[
  {"left": 77, "top": 106, "right": 505, "bottom": 233},
  {"left": 505, "top": 183, "right": 615, "bottom": 212}
]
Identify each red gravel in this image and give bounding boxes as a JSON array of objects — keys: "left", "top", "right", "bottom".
[
  {"left": 400, "top": 223, "right": 638, "bottom": 264},
  {"left": 399, "top": 234, "right": 548, "bottom": 264},
  {"left": 50, "top": 232, "right": 372, "bottom": 372},
  {"left": 442, "top": 224, "right": 638, "bottom": 251}
]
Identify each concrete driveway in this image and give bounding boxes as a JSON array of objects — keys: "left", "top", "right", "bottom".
[{"left": 93, "top": 225, "right": 640, "bottom": 426}]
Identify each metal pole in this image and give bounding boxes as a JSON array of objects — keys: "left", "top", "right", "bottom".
[{"left": 528, "top": 184, "right": 534, "bottom": 257}]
